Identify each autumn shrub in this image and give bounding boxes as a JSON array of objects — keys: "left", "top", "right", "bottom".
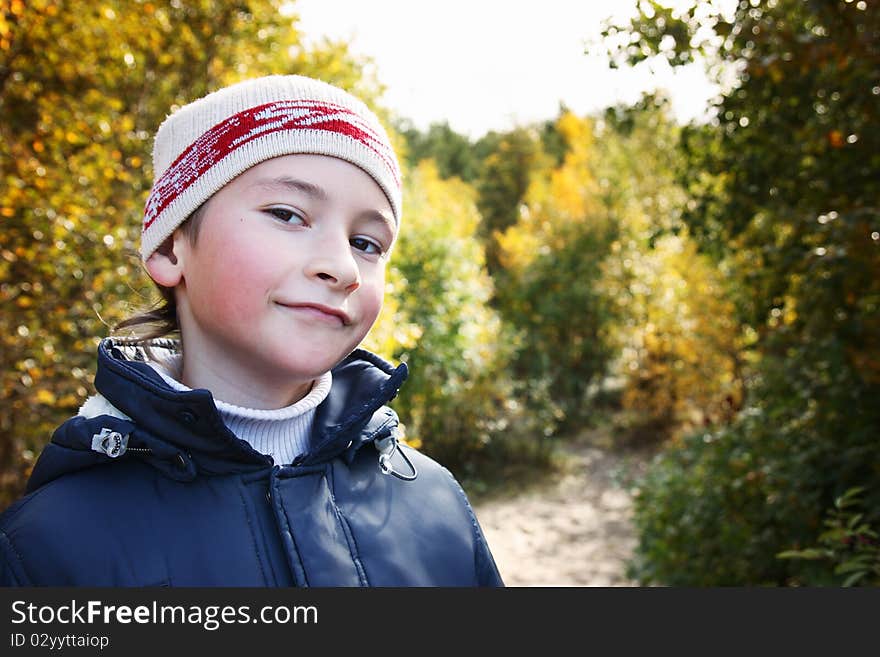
[
  {"left": 627, "top": 238, "right": 880, "bottom": 585},
  {"left": 365, "top": 161, "right": 552, "bottom": 476},
  {"left": 593, "top": 102, "right": 745, "bottom": 443},
  {"left": 611, "top": 233, "right": 744, "bottom": 440},
  {"left": 494, "top": 113, "right": 619, "bottom": 431}
]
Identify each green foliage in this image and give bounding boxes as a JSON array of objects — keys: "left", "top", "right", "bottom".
[
  {"left": 537, "top": 111, "right": 570, "bottom": 166},
  {"left": 628, "top": 363, "right": 880, "bottom": 585},
  {"left": 396, "top": 99, "right": 735, "bottom": 454},
  {"left": 397, "top": 118, "right": 575, "bottom": 278},
  {"left": 396, "top": 120, "right": 480, "bottom": 182},
  {"left": 779, "top": 487, "right": 880, "bottom": 587}
]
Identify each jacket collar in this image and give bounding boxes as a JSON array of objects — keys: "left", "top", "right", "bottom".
[{"left": 27, "top": 338, "right": 407, "bottom": 490}]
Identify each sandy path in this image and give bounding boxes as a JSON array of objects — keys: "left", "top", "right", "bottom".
[{"left": 472, "top": 441, "right": 653, "bottom": 587}]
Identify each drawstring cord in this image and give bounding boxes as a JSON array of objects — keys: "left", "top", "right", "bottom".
[{"left": 374, "top": 432, "right": 418, "bottom": 481}]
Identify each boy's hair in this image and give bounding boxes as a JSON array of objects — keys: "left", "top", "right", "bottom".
[
  {"left": 116, "top": 74, "right": 402, "bottom": 339},
  {"left": 114, "top": 205, "right": 204, "bottom": 340}
]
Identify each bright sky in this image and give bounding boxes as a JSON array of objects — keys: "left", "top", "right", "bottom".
[{"left": 290, "top": 0, "right": 721, "bottom": 138}]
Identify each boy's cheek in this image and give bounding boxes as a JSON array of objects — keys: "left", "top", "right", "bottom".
[
  {"left": 348, "top": 293, "right": 383, "bottom": 343},
  {"left": 363, "top": 281, "right": 386, "bottom": 319}
]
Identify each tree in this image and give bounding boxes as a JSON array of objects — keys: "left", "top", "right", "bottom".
[
  {"left": 396, "top": 120, "right": 479, "bottom": 182},
  {"left": 475, "top": 127, "right": 552, "bottom": 275},
  {"left": 602, "top": 0, "right": 880, "bottom": 584}
]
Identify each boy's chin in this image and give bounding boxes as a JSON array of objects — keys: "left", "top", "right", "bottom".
[{"left": 270, "top": 347, "right": 357, "bottom": 381}]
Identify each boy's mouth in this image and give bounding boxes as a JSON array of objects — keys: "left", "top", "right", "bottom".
[{"left": 275, "top": 302, "right": 351, "bottom": 326}]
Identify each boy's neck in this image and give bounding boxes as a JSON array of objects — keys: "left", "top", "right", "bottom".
[{"left": 179, "top": 347, "right": 316, "bottom": 411}]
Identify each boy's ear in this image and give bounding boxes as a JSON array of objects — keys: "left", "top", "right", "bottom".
[{"left": 144, "top": 232, "right": 185, "bottom": 287}]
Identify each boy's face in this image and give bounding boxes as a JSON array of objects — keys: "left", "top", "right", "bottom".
[{"left": 163, "top": 154, "right": 396, "bottom": 394}]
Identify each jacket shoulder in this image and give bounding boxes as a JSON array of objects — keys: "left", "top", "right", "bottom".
[
  {"left": 403, "top": 447, "right": 504, "bottom": 587},
  {"left": 333, "top": 444, "right": 504, "bottom": 586}
]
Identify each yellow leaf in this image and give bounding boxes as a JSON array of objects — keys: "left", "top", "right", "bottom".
[{"left": 36, "top": 389, "right": 57, "bottom": 405}]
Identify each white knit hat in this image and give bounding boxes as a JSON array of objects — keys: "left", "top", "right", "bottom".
[{"left": 141, "top": 75, "right": 402, "bottom": 260}]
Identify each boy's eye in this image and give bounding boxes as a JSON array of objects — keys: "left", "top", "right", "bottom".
[
  {"left": 351, "top": 236, "right": 383, "bottom": 255},
  {"left": 264, "top": 206, "right": 305, "bottom": 224}
]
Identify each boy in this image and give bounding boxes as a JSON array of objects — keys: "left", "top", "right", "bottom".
[{"left": 0, "top": 75, "right": 503, "bottom": 587}]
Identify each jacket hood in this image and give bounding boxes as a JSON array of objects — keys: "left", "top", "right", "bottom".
[{"left": 26, "top": 338, "right": 408, "bottom": 493}]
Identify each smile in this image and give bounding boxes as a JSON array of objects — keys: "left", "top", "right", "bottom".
[{"left": 275, "top": 302, "right": 350, "bottom": 326}]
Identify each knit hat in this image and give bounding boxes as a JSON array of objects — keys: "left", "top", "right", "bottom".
[{"left": 141, "top": 75, "right": 401, "bottom": 260}]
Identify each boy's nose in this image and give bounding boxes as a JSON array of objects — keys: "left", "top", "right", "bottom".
[{"left": 305, "top": 241, "right": 361, "bottom": 292}]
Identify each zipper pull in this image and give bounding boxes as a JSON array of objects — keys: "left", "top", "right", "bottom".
[{"left": 91, "top": 428, "right": 129, "bottom": 458}]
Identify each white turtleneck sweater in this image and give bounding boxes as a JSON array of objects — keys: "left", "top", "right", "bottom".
[{"left": 147, "top": 354, "right": 332, "bottom": 466}]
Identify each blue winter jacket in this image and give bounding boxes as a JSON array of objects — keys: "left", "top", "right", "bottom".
[{"left": 0, "top": 339, "right": 503, "bottom": 587}]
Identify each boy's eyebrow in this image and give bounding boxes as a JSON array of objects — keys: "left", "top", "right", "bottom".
[
  {"left": 251, "top": 176, "right": 329, "bottom": 200},
  {"left": 360, "top": 209, "right": 397, "bottom": 236},
  {"left": 254, "top": 175, "right": 397, "bottom": 232}
]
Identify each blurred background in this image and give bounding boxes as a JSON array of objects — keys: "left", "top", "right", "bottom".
[{"left": 1, "top": 0, "right": 877, "bottom": 586}]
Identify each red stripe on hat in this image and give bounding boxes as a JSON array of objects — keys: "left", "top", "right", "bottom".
[{"left": 143, "top": 100, "right": 399, "bottom": 231}]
